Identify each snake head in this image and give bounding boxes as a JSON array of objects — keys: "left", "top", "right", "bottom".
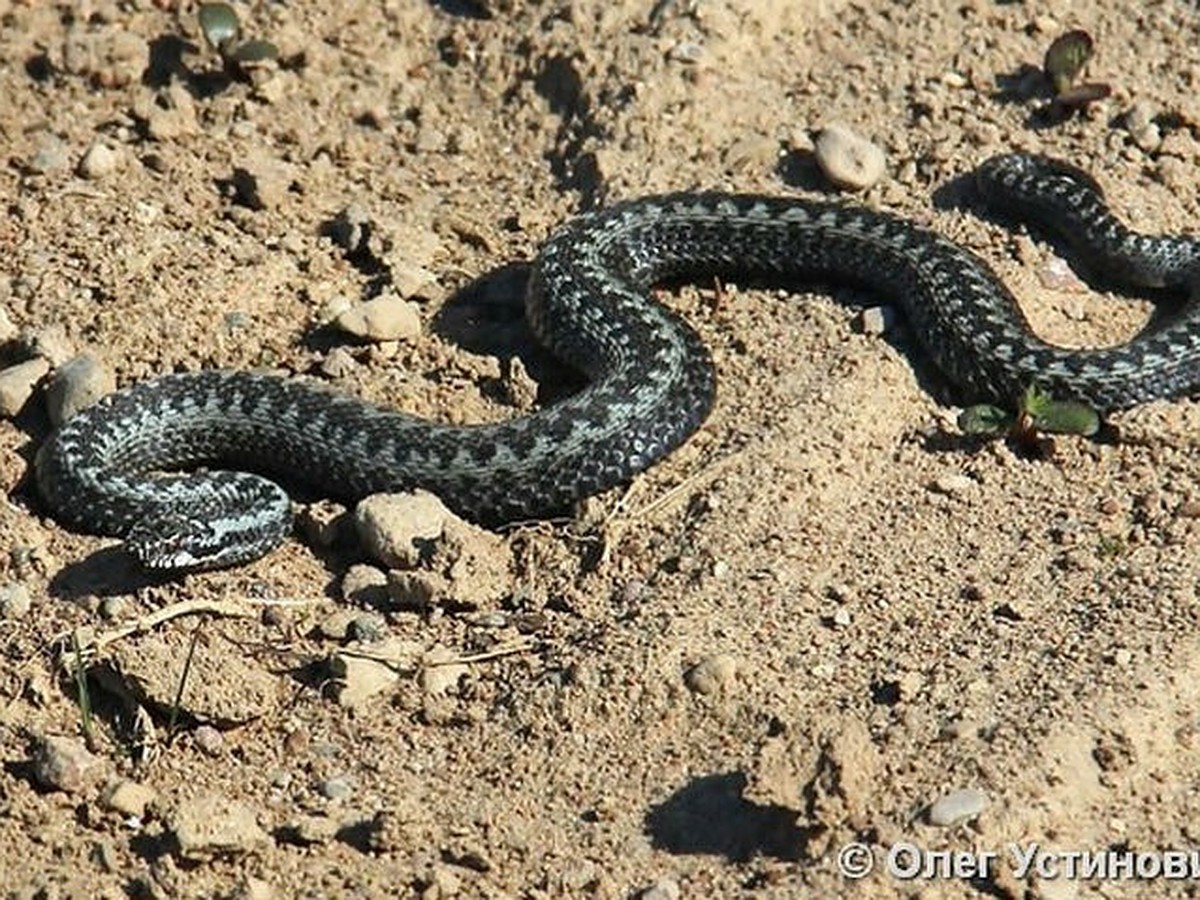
[{"left": 124, "top": 506, "right": 291, "bottom": 572}]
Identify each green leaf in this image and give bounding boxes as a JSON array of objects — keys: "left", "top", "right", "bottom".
[
  {"left": 958, "top": 404, "right": 1014, "bottom": 436},
  {"left": 1044, "top": 30, "right": 1094, "bottom": 95},
  {"left": 199, "top": 3, "right": 241, "bottom": 52},
  {"left": 1018, "top": 382, "right": 1053, "bottom": 418},
  {"left": 1030, "top": 400, "right": 1101, "bottom": 436},
  {"left": 229, "top": 39, "right": 280, "bottom": 64}
]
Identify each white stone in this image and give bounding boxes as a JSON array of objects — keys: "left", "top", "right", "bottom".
[{"left": 814, "top": 123, "right": 886, "bottom": 190}]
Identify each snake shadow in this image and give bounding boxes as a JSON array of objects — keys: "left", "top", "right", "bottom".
[
  {"left": 431, "top": 262, "right": 588, "bottom": 405},
  {"left": 48, "top": 546, "right": 180, "bottom": 599},
  {"left": 1, "top": 418, "right": 174, "bottom": 599}
]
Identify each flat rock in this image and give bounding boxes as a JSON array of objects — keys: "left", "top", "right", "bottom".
[
  {"left": 927, "top": 786, "right": 988, "bottom": 826},
  {"left": 334, "top": 294, "right": 421, "bottom": 342},
  {"left": 170, "top": 793, "right": 269, "bottom": 860},
  {"left": 0, "top": 358, "right": 50, "bottom": 416},
  {"left": 815, "top": 123, "right": 886, "bottom": 190}
]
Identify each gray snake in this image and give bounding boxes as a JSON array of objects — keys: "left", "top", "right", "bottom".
[{"left": 34, "top": 153, "right": 1200, "bottom": 571}]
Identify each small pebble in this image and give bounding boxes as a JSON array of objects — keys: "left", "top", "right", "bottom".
[
  {"left": 31, "top": 734, "right": 100, "bottom": 793},
  {"left": 814, "top": 123, "right": 886, "bottom": 190},
  {"left": 330, "top": 652, "right": 401, "bottom": 709},
  {"left": 1036, "top": 256, "right": 1085, "bottom": 293},
  {"left": 297, "top": 499, "right": 351, "bottom": 549},
  {"left": 44, "top": 353, "right": 115, "bottom": 425},
  {"left": 391, "top": 262, "right": 440, "bottom": 300},
  {"left": 334, "top": 294, "right": 422, "bottom": 342},
  {"left": 231, "top": 152, "right": 296, "bottom": 210},
  {"left": 1133, "top": 123, "right": 1162, "bottom": 153},
  {"left": 684, "top": 653, "right": 739, "bottom": 695},
  {"left": 320, "top": 346, "right": 358, "bottom": 378},
  {"left": 283, "top": 728, "right": 309, "bottom": 756},
  {"left": 0, "top": 583, "right": 32, "bottom": 618},
  {"left": 425, "top": 865, "right": 463, "bottom": 899},
  {"left": 640, "top": 877, "right": 682, "bottom": 900},
  {"left": 289, "top": 814, "right": 339, "bottom": 845},
  {"left": 340, "top": 563, "right": 389, "bottom": 605},
  {"left": 101, "top": 779, "right": 158, "bottom": 818},
  {"left": 93, "top": 837, "right": 119, "bottom": 872},
  {"left": 28, "top": 136, "right": 69, "bottom": 173},
  {"left": 930, "top": 473, "right": 975, "bottom": 496},
  {"left": 234, "top": 877, "right": 277, "bottom": 900},
  {"left": 898, "top": 670, "right": 922, "bottom": 700},
  {"left": 100, "top": 595, "right": 130, "bottom": 620},
  {"left": 1124, "top": 100, "right": 1160, "bottom": 152},
  {"left": 502, "top": 356, "right": 539, "bottom": 410},
  {"left": 927, "top": 786, "right": 988, "bottom": 826},
  {"left": 193, "top": 725, "right": 225, "bottom": 757},
  {"left": 78, "top": 141, "right": 119, "bottom": 179},
  {"left": 0, "top": 358, "right": 51, "bottom": 416},
  {"left": 347, "top": 612, "right": 387, "bottom": 642},
  {"left": 0, "top": 307, "right": 16, "bottom": 343},
  {"left": 318, "top": 609, "right": 362, "bottom": 641},
  {"left": 139, "top": 83, "right": 199, "bottom": 141},
  {"left": 667, "top": 40, "right": 703, "bottom": 63},
  {"left": 327, "top": 204, "right": 372, "bottom": 254},
  {"left": 386, "top": 569, "right": 444, "bottom": 609},
  {"left": 318, "top": 774, "right": 355, "bottom": 801},
  {"left": 832, "top": 607, "right": 851, "bottom": 627},
  {"left": 421, "top": 647, "right": 468, "bottom": 696},
  {"left": 858, "top": 305, "right": 899, "bottom": 336},
  {"left": 24, "top": 324, "right": 76, "bottom": 366}
]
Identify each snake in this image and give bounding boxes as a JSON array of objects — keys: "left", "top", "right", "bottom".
[{"left": 33, "top": 153, "right": 1200, "bottom": 572}]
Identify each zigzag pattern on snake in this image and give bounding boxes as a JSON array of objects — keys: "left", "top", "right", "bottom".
[{"left": 33, "top": 153, "right": 1200, "bottom": 571}]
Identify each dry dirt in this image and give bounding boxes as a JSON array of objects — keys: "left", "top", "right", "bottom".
[{"left": 4, "top": 1, "right": 1200, "bottom": 898}]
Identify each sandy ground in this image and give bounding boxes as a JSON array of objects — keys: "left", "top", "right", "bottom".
[{"left": 4, "top": 1, "right": 1200, "bottom": 898}]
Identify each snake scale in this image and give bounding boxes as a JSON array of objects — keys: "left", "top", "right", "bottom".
[{"left": 34, "top": 153, "right": 1200, "bottom": 572}]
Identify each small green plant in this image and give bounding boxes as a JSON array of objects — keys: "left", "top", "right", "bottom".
[
  {"left": 70, "top": 631, "right": 97, "bottom": 751},
  {"left": 198, "top": 3, "right": 279, "bottom": 72},
  {"left": 1042, "top": 30, "right": 1111, "bottom": 119},
  {"left": 959, "top": 383, "right": 1100, "bottom": 441},
  {"left": 1095, "top": 532, "right": 1127, "bottom": 559},
  {"left": 166, "top": 621, "right": 204, "bottom": 742}
]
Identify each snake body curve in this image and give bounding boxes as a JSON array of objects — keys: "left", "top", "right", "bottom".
[{"left": 34, "top": 153, "right": 1200, "bottom": 571}]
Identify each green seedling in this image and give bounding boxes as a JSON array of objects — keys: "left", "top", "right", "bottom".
[
  {"left": 1042, "top": 30, "right": 1111, "bottom": 117},
  {"left": 70, "top": 630, "right": 97, "bottom": 751},
  {"left": 198, "top": 3, "right": 279, "bottom": 71},
  {"left": 958, "top": 383, "right": 1100, "bottom": 441}
]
